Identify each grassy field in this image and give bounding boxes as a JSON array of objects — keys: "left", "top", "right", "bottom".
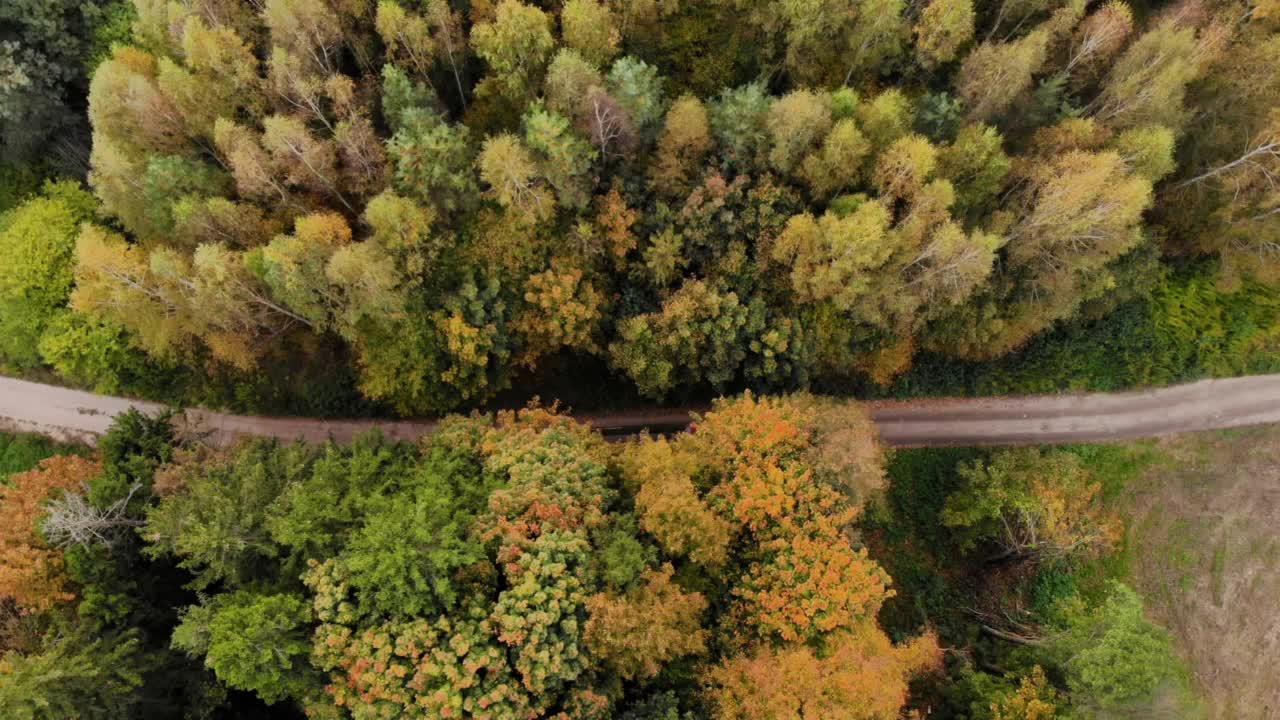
[{"left": 1118, "top": 425, "right": 1280, "bottom": 720}]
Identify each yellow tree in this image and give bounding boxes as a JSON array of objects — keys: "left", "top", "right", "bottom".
[
  {"left": 561, "top": 0, "right": 620, "bottom": 66},
  {"left": 650, "top": 96, "right": 713, "bottom": 196},
  {"left": 584, "top": 565, "right": 708, "bottom": 680},
  {"left": 1065, "top": 1, "right": 1133, "bottom": 79},
  {"left": 955, "top": 28, "right": 1052, "bottom": 122},
  {"left": 991, "top": 666, "right": 1061, "bottom": 720},
  {"left": 478, "top": 133, "right": 555, "bottom": 225},
  {"left": 619, "top": 436, "right": 733, "bottom": 567},
  {"left": 158, "top": 16, "right": 263, "bottom": 139},
  {"left": 730, "top": 503, "right": 893, "bottom": 643},
  {"left": 1006, "top": 149, "right": 1152, "bottom": 299},
  {"left": 915, "top": 0, "right": 976, "bottom": 68},
  {"left": 1153, "top": 23, "right": 1278, "bottom": 284},
  {"left": 375, "top": 1, "right": 436, "bottom": 78},
  {"left": 932, "top": 134, "right": 1158, "bottom": 360},
  {"left": 251, "top": 212, "right": 353, "bottom": 329},
  {"left": 1091, "top": 18, "right": 1221, "bottom": 131},
  {"left": 800, "top": 120, "right": 870, "bottom": 200},
  {"left": 873, "top": 134, "right": 939, "bottom": 202},
  {"left": 769, "top": 202, "right": 905, "bottom": 329},
  {"left": 512, "top": 261, "right": 605, "bottom": 367},
  {"left": 766, "top": 90, "right": 832, "bottom": 176}
]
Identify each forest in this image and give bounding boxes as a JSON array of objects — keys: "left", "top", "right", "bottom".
[
  {"left": 2, "top": 0, "right": 1278, "bottom": 717},
  {"left": 0, "top": 400, "right": 1204, "bottom": 718},
  {"left": 1, "top": 0, "right": 1277, "bottom": 413}
]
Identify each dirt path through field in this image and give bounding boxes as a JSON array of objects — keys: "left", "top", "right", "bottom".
[{"left": 3, "top": 374, "right": 1280, "bottom": 447}]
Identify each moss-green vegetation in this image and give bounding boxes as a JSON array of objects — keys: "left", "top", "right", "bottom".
[{"left": 0, "top": 432, "right": 83, "bottom": 478}]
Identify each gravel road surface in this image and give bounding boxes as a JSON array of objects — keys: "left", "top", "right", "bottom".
[{"left": 3, "top": 374, "right": 1279, "bottom": 448}]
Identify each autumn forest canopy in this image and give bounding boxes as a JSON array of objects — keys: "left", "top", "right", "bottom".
[
  {"left": 0, "top": 0, "right": 1277, "bottom": 717},
  {"left": 0, "top": 399, "right": 1204, "bottom": 718},
  {"left": 1, "top": 0, "right": 1278, "bottom": 412}
]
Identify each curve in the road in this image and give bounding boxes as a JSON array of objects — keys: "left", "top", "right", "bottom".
[{"left": 3, "top": 374, "right": 1280, "bottom": 449}]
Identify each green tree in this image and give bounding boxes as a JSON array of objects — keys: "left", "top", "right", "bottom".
[
  {"left": 353, "top": 275, "right": 516, "bottom": 414},
  {"left": 36, "top": 312, "right": 141, "bottom": 394},
  {"left": 336, "top": 450, "right": 488, "bottom": 619},
  {"left": 710, "top": 82, "right": 773, "bottom": 171},
  {"left": 490, "top": 530, "right": 591, "bottom": 698},
  {"left": 523, "top": 104, "right": 598, "bottom": 209},
  {"left": 171, "top": 591, "right": 317, "bottom": 704},
  {"left": 942, "top": 448, "right": 1122, "bottom": 561},
  {"left": 471, "top": 0, "right": 556, "bottom": 105},
  {"left": 0, "top": 0, "right": 132, "bottom": 164},
  {"left": 1043, "top": 583, "right": 1202, "bottom": 717},
  {"left": 387, "top": 106, "right": 478, "bottom": 215},
  {"left": 610, "top": 280, "right": 778, "bottom": 398},
  {"left": 607, "top": 56, "right": 665, "bottom": 132},
  {"left": 142, "top": 440, "right": 316, "bottom": 590},
  {"left": 0, "top": 631, "right": 145, "bottom": 720},
  {"left": 0, "top": 181, "right": 97, "bottom": 366},
  {"left": 265, "top": 433, "right": 413, "bottom": 567},
  {"left": 937, "top": 123, "right": 1011, "bottom": 217}
]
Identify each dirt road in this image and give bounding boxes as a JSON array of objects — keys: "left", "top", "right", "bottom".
[{"left": 3, "top": 374, "right": 1279, "bottom": 448}]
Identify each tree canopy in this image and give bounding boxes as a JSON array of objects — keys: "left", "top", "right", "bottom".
[{"left": 0, "top": 0, "right": 1266, "bottom": 413}]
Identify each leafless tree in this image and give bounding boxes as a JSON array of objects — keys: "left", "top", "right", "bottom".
[
  {"left": 43, "top": 484, "right": 145, "bottom": 549},
  {"left": 581, "top": 88, "right": 635, "bottom": 163}
]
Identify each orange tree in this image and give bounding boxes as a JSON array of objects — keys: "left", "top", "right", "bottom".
[{"left": 0, "top": 455, "right": 101, "bottom": 612}]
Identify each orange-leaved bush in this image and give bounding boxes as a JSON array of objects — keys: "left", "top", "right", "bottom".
[
  {"left": 0, "top": 455, "right": 101, "bottom": 612},
  {"left": 705, "top": 621, "right": 942, "bottom": 720}
]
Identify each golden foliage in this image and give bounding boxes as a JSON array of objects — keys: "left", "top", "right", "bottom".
[
  {"left": 0, "top": 456, "right": 101, "bottom": 612},
  {"left": 584, "top": 565, "right": 708, "bottom": 680},
  {"left": 991, "top": 666, "right": 1061, "bottom": 720},
  {"left": 705, "top": 622, "right": 942, "bottom": 720},
  {"left": 621, "top": 436, "right": 732, "bottom": 567}
]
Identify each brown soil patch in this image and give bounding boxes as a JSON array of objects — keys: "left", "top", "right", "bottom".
[{"left": 1123, "top": 426, "right": 1280, "bottom": 720}]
